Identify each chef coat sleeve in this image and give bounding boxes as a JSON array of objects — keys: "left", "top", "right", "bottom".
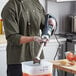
[{"left": 1, "top": 6, "right": 22, "bottom": 46}]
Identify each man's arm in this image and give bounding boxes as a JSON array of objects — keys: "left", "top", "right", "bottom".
[{"left": 20, "top": 36, "right": 34, "bottom": 44}]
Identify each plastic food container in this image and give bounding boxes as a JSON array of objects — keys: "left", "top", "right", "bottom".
[{"left": 22, "top": 60, "right": 53, "bottom": 76}]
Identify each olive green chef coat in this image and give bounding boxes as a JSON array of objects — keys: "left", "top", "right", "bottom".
[{"left": 1, "top": 0, "right": 45, "bottom": 64}]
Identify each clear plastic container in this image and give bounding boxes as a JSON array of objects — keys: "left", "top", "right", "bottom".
[{"left": 22, "top": 60, "right": 53, "bottom": 76}]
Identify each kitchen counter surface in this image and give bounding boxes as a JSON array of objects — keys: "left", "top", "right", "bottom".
[
  {"left": 49, "top": 35, "right": 66, "bottom": 42},
  {"left": 51, "top": 59, "right": 76, "bottom": 74}
]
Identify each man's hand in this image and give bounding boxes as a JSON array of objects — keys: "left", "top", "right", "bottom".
[
  {"left": 34, "top": 36, "right": 42, "bottom": 43},
  {"left": 34, "top": 36, "right": 48, "bottom": 45}
]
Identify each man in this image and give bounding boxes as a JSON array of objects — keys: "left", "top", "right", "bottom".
[{"left": 1, "top": 0, "right": 56, "bottom": 76}]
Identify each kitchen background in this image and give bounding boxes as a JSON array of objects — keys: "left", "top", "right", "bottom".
[
  {"left": 0, "top": 0, "right": 76, "bottom": 76},
  {"left": 0, "top": 0, "right": 76, "bottom": 33}
]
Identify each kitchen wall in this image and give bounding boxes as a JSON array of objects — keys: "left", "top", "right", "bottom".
[
  {"left": 0, "top": 0, "right": 8, "bottom": 19},
  {"left": 39, "top": 0, "right": 45, "bottom": 9},
  {"left": 46, "top": 0, "right": 76, "bottom": 33}
]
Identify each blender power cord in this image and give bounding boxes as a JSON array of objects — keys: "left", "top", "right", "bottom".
[{"left": 53, "top": 33, "right": 61, "bottom": 60}]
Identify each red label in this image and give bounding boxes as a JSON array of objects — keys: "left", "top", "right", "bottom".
[{"left": 23, "top": 73, "right": 52, "bottom": 76}]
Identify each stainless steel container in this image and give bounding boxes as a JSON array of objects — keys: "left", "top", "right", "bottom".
[{"left": 71, "top": 16, "right": 76, "bottom": 33}]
